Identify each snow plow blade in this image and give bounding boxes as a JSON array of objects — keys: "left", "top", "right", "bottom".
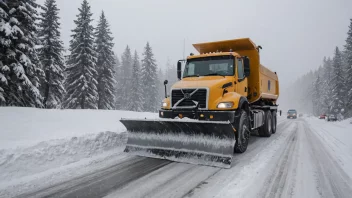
[{"left": 120, "top": 118, "right": 236, "bottom": 168}]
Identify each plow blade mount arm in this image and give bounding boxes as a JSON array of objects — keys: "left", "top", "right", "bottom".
[{"left": 120, "top": 118, "right": 236, "bottom": 168}]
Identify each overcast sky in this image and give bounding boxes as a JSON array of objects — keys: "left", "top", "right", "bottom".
[{"left": 37, "top": 0, "right": 352, "bottom": 88}]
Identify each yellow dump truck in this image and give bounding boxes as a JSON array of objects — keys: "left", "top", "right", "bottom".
[{"left": 120, "top": 38, "right": 279, "bottom": 168}]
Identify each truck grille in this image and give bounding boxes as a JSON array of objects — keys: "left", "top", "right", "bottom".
[{"left": 171, "top": 89, "right": 207, "bottom": 109}]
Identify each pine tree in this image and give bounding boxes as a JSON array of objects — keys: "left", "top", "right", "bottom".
[
  {"left": 0, "top": 0, "right": 44, "bottom": 107},
  {"left": 38, "top": 0, "right": 65, "bottom": 108},
  {"left": 63, "top": 0, "right": 98, "bottom": 109},
  {"left": 94, "top": 11, "right": 116, "bottom": 110},
  {"left": 330, "top": 47, "right": 346, "bottom": 114},
  {"left": 312, "top": 75, "right": 323, "bottom": 115},
  {"left": 0, "top": 0, "right": 9, "bottom": 104},
  {"left": 140, "top": 42, "right": 158, "bottom": 112},
  {"left": 344, "top": 18, "right": 352, "bottom": 117},
  {"left": 113, "top": 54, "right": 123, "bottom": 109},
  {"left": 113, "top": 54, "right": 121, "bottom": 82},
  {"left": 320, "top": 57, "right": 333, "bottom": 113},
  {"left": 130, "top": 50, "right": 144, "bottom": 111},
  {"left": 118, "top": 45, "right": 132, "bottom": 110}
]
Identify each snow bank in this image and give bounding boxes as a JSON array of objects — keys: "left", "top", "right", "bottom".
[
  {"left": 0, "top": 131, "right": 127, "bottom": 181},
  {"left": 0, "top": 107, "right": 157, "bottom": 183},
  {"left": 0, "top": 107, "right": 158, "bottom": 149},
  {"left": 304, "top": 117, "right": 352, "bottom": 147}
]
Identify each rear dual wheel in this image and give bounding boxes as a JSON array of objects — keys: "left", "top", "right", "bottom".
[
  {"left": 259, "top": 110, "right": 275, "bottom": 137},
  {"left": 272, "top": 111, "right": 277, "bottom": 134}
]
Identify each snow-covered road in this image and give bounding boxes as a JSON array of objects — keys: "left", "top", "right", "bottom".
[{"left": 1, "top": 111, "right": 352, "bottom": 198}]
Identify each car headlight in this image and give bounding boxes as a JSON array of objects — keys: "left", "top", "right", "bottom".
[
  {"left": 217, "top": 102, "right": 234, "bottom": 109},
  {"left": 162, "top": 102, "right": 168, "bottom": 108}
]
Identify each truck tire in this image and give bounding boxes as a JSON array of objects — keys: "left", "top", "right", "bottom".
[
  {"left": 272, "top": 111, "right": 277, "bottom": 134},
  {"left": 259, "top": 110, "right": 272, "bottom": 137},
  {"left": 234, "top": 110, "right": 250, "bottom": 153}
]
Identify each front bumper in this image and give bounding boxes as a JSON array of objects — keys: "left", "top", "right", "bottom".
[
  {"left": 287, "top": 116, "right": 297, "bottom": 119},
  {"left": 159, "top": 109, "right": 237, "bottom": 123}
]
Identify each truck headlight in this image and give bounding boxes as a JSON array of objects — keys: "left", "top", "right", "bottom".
[
  {"left": 217, "top": 102, "right": 234, "bottom": 109},
  {"left": 162, "top": 102, "right": 168, "bottom": 107}
]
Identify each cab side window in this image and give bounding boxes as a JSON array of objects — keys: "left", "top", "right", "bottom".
[{"left": 237, "top": 58, "right": 244, "bottom": 79}]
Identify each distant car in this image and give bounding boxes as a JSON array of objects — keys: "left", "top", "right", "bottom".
[
  {"left": 327, "top": 114, "right": 337, "bottom": 121},
  {"left": 319, "top": 114, "right": 326, "bottom": 119},
  {"left": 287, "top": 109, "right": 297, "bottom": 119},
  {"left": 299, "top": 113, "right": 303, "bottom": 117}
]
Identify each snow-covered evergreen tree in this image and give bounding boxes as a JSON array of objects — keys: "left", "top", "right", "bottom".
[
  {"left": 38, "top": 0, "right": 65, "bottom": 108},
  {"left": 320, "top": 57, "right": 333, "bottom": 113},
  {"left": 94, "top": 11, "right": 116, "bottom": 110},
  {"left": 344, "top": 18, "right": 352, "bottom": 117},
  {"left": 113, "top": 54, "right": 123, "bottom": 109},
  {"left": 330, "top": 47, "right": 346, "bottom": 114},
  {"left": 140, "top": 42, "right": 158, "bottom": 112},
  {"left": 0, "top": 0, "right": 44, "bottom": 107},
  {"left": 113, "top": 54, "right": 121, "bottom": 82},
  {"left": 63, "top": 0, "right": 98, "bottom": 109},
  {"left": 312, "top": 75, "right": 323, "bottom": 115},
  {"left": 117, "top": 45, "right": 132, "bottom": 110},
  {"left": 130, "top": 50, "right": 144, "bottom": 111},
  {"left": 0, "top": 0, "right": 9, "bottom": 104}
]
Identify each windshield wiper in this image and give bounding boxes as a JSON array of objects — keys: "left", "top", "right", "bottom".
[
  {"left": 183, "top": 74, "right": 200, "bottom": 78},
  {"left": 203, "top": 73, "right": 226, "bottom": 78}
]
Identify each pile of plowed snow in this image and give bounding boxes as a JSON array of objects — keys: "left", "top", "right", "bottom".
[
  {"left": 0, "top": 132, "right": 127, "bottom": 180},
  {"left": 0, "top": 107, "right": 157, "bottom": 182}
]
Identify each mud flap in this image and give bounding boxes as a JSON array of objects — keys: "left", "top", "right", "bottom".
[{"left": 120, "top": 118, "right": 236, "bottom": 168}]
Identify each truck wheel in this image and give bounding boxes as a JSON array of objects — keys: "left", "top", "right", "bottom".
[
  {"left": 272, "top": 111, "right": 277, "bottom": 134},
  {"left": 259, "top": 110, "right": 272, "bottom": 137},
  {"left": 234, "top": 110, "right": 250, "bottom": 153}
]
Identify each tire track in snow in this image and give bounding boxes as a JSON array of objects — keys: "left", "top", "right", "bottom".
[
  {"left": 105, "top": 163, "right": 220, "bottom": 198},
  {"left": 16, "top": 157, "right": 171, "bottom": 198},
  {"left": 259, "top": 119, "right": 352, "bottom": 198},
  {"left": 259, "top": 122, "right": 298, "bottom": 198},
  {"left": 184, "top": 119, "right": 295, "bottom": 198},
  {"left": 303, "top": 121, "right": 352, "bottom": 198}
]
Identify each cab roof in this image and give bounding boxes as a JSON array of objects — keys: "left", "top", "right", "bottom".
[{"left": 187, "top": 52, "right": 240, "bottom": 59}]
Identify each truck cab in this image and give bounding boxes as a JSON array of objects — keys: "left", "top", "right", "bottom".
[{"left": 159, "top": 52, "right": 249, "bottom": 121}]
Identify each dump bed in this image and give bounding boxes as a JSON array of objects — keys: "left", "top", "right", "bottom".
[{"left": 192, "top": 38, "right": 279, "bottom": 103}]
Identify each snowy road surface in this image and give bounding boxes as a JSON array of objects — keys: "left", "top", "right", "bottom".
[{"left": 1, "top": 110, "right": 352, "bottom": 198}]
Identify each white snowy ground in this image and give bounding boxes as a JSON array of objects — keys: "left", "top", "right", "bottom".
[
  {"left": 0, "top": 107, "right": 158, "bottom": 197},
  {"left": 1, "top": 108, "right": 352, "bottom": 198}
]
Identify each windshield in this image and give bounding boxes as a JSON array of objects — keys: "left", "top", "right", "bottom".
[
  {"left": 288, "top": 110, "right": 297, "bottom": 113},
  {"left": 183, "top": 56, "right": 234, "bottom": 78}
]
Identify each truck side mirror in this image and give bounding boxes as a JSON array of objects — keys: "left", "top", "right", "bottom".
[
  {"left": 177, "top": 61, "right": 182, "bottom": 80},
  {"left": 163, "top": 80, "right": 168, "bottom": 98},
  {"left": 243, "top": 56, "right": 250, "bottom": 77},
  {"left": 280, "top": 110, "right": 282, "bottom": 116}
]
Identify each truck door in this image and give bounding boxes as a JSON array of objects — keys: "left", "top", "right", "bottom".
[{"left": 236, "top": 58, "right": 248, "bottom": 97}]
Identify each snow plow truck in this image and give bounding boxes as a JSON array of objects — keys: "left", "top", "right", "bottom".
[{"left": 120, "top": 38, "right": 280, "bottom": 168}]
